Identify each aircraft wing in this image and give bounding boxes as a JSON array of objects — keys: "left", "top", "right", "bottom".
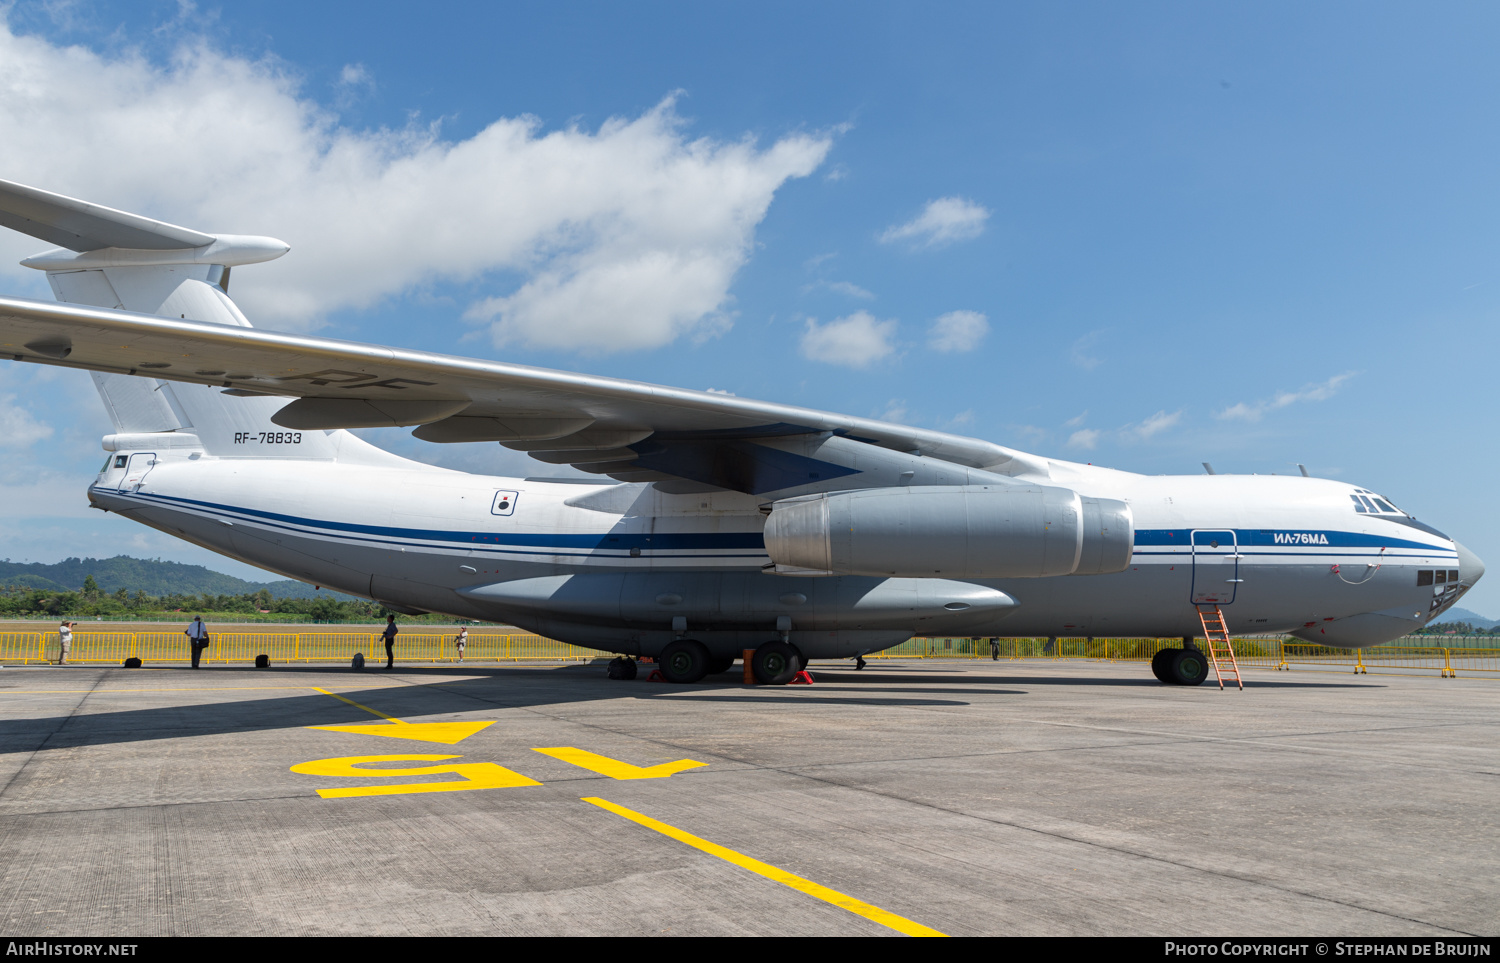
[{"left": 0, "top": 295, "right": 1047, "bottom": 490}]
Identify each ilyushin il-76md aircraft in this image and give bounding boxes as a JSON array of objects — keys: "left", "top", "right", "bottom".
[{"left": 0, "top": 179, "right": 1482, "bottom": 686}]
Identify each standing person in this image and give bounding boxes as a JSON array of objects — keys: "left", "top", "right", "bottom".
[
  {"left": 454, "top": 625, "right": 467, "bottom": 664},
  {"left": 57, "top": 620, "right": 74, "bottom": 665},
  {"left": 990, "top": 637, "right": 1000, "bottom": 661},
  {"left": 185, "top": 616, "right": 209, "bottom": 668},
  {"left": 382, "top": 615, "right": 398, "bottom": 670}
]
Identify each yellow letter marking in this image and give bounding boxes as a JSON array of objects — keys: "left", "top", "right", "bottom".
[
  {"left": 532, "top": 746, "right": 706, "bottom": 780},
  {"left": 582, "top": 797, "right": 946, "bottom": 937},
  {"left": 291, "top": 754, "right": 540, "bottom": 798},
  {"left": 307, "top": 687, "right": 495, "bottom": 745}
]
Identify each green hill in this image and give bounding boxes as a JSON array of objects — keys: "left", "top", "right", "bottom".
[{"left": 0, "top": 557, "right": 358, "bottom": 601}]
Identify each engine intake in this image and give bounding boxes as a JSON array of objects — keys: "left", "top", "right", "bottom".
[{"left": 764, "top": 485, "right": 1132, "bottom": 578}]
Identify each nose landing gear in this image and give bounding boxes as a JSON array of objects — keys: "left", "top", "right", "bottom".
[{"left": 1152, "top": 645, "right": 1209, "bottom": 686}]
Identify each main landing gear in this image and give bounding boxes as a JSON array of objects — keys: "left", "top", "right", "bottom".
[
  {"left": 607, "top": 640, "right": 806, "bottom": 685},
  {"left": 1151, "top": 644, "right": 1210, "bottom": 686},
  {"left": 751, "top": 640, "right": 802, "bottom": 685}
]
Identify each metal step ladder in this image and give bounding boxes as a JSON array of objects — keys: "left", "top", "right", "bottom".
[{"left": 1197, "top": 604, "right": 1243, "bottom": 691}]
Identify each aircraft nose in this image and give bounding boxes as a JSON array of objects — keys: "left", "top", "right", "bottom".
[{"left": 1455, "top": 540, "right": 1485, "bottom": 587}]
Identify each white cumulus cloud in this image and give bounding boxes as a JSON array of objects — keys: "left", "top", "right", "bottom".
[
  {"left": 927, "top": 309, "right": 988, "bottom": 352},
  {"left": 1128, "top": 409, "right": 1181, "bottom": 440},
  {"left": 0, "top": 21, "right": 831, "bottom": 353},
  {"left": 800, "top": 311, "right": 898, "bottom": 368},
  {"left": 0, "top": 393, "right": 52, "bottom": 448},
  {"left": 1217, "top": 373, "right": 1357, "bottom": 422},
  {"left": 1067, "top": 428, "right": 1101, "bottom": 450},
  {"left": 879, "top": 197, "right": 989, "bottom": 248}
]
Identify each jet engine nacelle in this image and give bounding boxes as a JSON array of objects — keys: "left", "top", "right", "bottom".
[{"left": 763, "top": 485, "right": 1133, "bottom": 578}]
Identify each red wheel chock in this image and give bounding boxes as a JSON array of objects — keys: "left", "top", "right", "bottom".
[
  {"left": 789, "top": 670, "right": 815, "bottom": 685},
  {"left": 647, "top": 669, "right": 665, "bottom": 682}
]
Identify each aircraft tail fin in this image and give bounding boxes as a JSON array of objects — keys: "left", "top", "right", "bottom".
[{"left": 0, "top": 178, "right": 403, "bottom": 466}]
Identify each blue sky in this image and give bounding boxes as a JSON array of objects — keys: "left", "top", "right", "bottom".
[{"left": 1, "top": 2, "right": 1498, "bottom": 614}]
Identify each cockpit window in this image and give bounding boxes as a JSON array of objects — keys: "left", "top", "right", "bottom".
[
  {"left": 113, "top": 455, "right": 128, "bottom": 468},
  {"left": 1351, "top": 492, "right": 1405, "bottom": 516}
]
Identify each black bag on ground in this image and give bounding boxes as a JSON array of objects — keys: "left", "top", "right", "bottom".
[
  {"left": 122, "top": 657, "right": 142, "bottom": 669},
  {"left": 254, "top": 654, "right": 270, "bottom": 668},
  {"left": 352, "top": 652, "right": 365, "bottom": 670}
]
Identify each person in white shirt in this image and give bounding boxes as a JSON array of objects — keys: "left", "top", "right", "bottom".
[
  {"left": 454, "top": 626, "right": 467, "bottom": 663},
  {"left": 185, "top": 616, "right": 209, "bottom": 669}
]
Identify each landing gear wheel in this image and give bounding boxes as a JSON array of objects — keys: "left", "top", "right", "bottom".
[
  {"left": 1169, "top": 647, "right": 1209, "bottom": 686},
  {"left": 659, "top": 640, "right": 710, "bottom": 684},
  {"left": 704, "top": 654, "right": 735, "bottom": 675},
  {"left": 606, "top": 657, "right": 638, "bottom": 681},
  {"left": 1150, "top": 647, "right": 1174, "bottom": 683},
  {"left": 752, "top": 641, "right": 800, "bottom": 685}
]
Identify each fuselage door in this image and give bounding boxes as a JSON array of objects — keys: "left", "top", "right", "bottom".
[
  {"left": 1190, "top": 529, "right": 1240, "bottom": 605},
  {"left": 119, "top": 452, "right": 158, "bottom": 492}
]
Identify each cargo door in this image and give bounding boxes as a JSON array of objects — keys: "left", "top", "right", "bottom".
[{"left": 1190, "top": 529, "right": 1240, "bottom": 605}]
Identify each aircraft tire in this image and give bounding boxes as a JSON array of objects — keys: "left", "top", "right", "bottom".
[
  {"left": 1168, "top": 647, "right": 1210, "bottom": 686},
  {"left": 704, "top": 654, "right": 735, "bottom": 675},
  {"left": 752, "top": 641, "right": 800, "bottom": 685},
  {"left": 606, "top": 657, "right": 638, "bottom": 681},
  {"left": 659, "top": 640, "right": 711, "bottom": 684},
  {"left": 1150, "top": 647, "right": 1175, "bottom": 683}
]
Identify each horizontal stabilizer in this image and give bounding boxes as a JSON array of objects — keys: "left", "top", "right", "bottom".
[{"left": 0, "top": 178, "right": 212, "bottom": 252}]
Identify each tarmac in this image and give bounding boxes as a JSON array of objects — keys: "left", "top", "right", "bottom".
[{"left": 0, "top": 658, "right": 1495, "bottom": 937}]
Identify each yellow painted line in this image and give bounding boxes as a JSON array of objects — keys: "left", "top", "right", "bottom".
[
  {"left": 0, "top": 685, "right": 395, "bottom": 695},
  {"left": 313, "top": 686, "right": 401, "bottom": 721},
  {"left": 532, "top": 747, "right": 706, "bottom": 780},
  {"left": 308, "top": 687, "right": 494, "bottom": 744},
  {"left": 581, "top": 796, "right": 946, "bottom": 937}
]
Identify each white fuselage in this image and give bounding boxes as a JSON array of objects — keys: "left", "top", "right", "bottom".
[{"left": 86, "top": 447, "right": 1473, "bottom": 658}]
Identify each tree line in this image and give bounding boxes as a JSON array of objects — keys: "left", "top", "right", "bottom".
[
  {"left": 1412, "top": 620, "right": 1500, "bottom": 636},
  {"left": 0, "top": 578, "right": 457, "bottom": 623}
]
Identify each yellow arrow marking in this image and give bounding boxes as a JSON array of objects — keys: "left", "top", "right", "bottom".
[
  {"left": 532, "top": 746, "right": 707, "bottom": 780},
  {"left": 307, "top": 687, "right": 495, "bottom": 745},
  {"left": 292, "top": 754, "right": 539, "bottom": 798},
  {"left": 582, "top": 796, "right": 946, "bottom": 937}
]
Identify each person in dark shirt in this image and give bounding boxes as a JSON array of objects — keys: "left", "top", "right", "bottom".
[{"left": 382, "top": 615, "right": 398, "bottom": 670}]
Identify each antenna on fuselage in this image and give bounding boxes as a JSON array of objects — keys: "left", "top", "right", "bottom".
[
  {"left": 1202, "top": 462, "right": 1216, "bottom": 475},
  {"left": 1296, "top": 463, "right": 1309, "bottom": 477}
]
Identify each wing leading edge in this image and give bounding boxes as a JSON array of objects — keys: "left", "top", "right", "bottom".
[{"left": 0, "top": 294, "right": 1048, "bottom": 493}]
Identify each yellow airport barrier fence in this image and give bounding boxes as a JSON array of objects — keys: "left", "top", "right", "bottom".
[
  {"left": 4, "top": 628, "right": 1500, "bottom": 678},
  {"left": 874, "top": 637, "right": 1500, "bottom": 678},
  {"left": 870, "top": 635, "right": 1286, "bottom": 667},
  {"left": 0, "top": 630, "right": 596, "bottom": 665}
]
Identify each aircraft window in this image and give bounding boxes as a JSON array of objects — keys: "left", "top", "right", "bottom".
[
  {"left": 1350, "top": 495, "right": 1368, "bottom": 513},
  {"left": 1358, "top": 495, "right": 1379, "bottom": 513},
  {"left": 1435, "top": 570, "right": 1447, "bottom": 584},
  {"left": 113, "top": 455, "right": 128, "bottom": 468},
  {"left": 1372, "top": 499, "right": 1398, "bottom": 513},
  {"left": 1417, "top": 570, "right": 1434, "bottom": 586},
  {"left": 1450, "top": 570, "right": 1460, "bottom": 582}
]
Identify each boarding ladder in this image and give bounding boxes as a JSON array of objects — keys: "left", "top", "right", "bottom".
[{"left": 1197, "top": 604, "right": 1243, "bottom": 691}]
